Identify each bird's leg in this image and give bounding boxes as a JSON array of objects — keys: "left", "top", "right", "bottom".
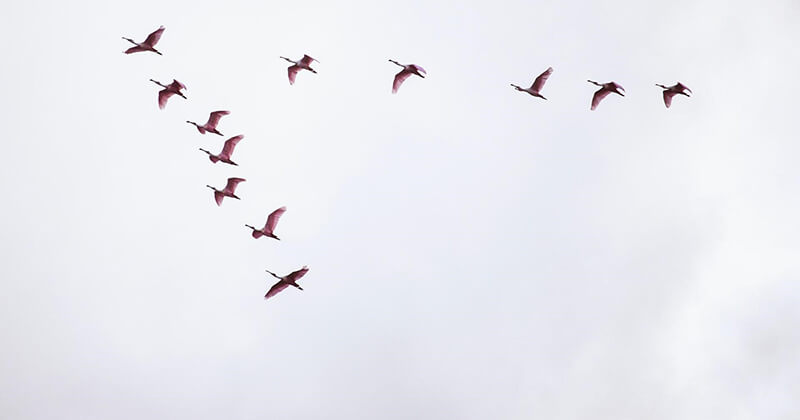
[{"left": 293, "top": 284, "right": 304, "bottom": 291}]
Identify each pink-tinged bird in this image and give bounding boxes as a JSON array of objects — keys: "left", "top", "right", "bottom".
[
  {"left": 280, "top": 54, "right": 318, "bottom": 85},
  {"left": 389, "top": 59, "right": 426, "bottom": 94},
  {"left": 206, "top": 177, "right": 245, "bottom": 206},
  {"left": 511, "top": 67, "right": 554, "bottom": 100},
  {"left": 187, "top": 111, "right": 230, "bottom": 136},
  {"left": 150, "top": 79, "right": 187, "bottom": 109},
  {"left": 264, "top": 266, "right": 310, "bottom": 300},
  {"left": 122, "top": 26, "right": 165, "bottom": 55},
  {"left": 587, "top": 80, "right": 625, "bottom": 110},
  {"left": 199, "top": 135, "right": 243, "bottom": 166},
  {"left": 246, "top": 206, "right": 287, "bottom": 240},
  {"left": 656, "top": 82, "right": 692, "bottom": 108}
]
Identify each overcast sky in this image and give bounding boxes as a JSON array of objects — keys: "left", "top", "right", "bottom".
[{"left": 1, "top": 0, "right": 799, "bottom": 418}]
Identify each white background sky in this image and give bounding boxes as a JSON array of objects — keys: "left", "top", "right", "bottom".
[{"left": 1, "top": 0, "right": 799, "bottom": 418}]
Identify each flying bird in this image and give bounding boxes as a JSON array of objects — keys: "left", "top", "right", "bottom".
[
  {"left": 206, "top": 177, "right": 245, "bottom": 206},
  {"left": 511, "top": 67, "right": 553, "bottom": 100},
  {"left": 245, "top": 207, "right": 287, "bottom": 240},
  {"left": 264, "top": 266, "right": 310, "bottom": 300},
  {"left": 150, "top": 79, "right": 187, "bottom": 109},
  {"left": 280, "top": 54, "right": 318, "bottom": 85},
  {"left": 122, "top": 26, "right": 165, "bottom": 55},
  {"left": 187, "top": 111, "right": 230, "bottom": 135},
  {"left": 587, "top": 80, "right": 625, "bottom": 110},
  {"left": 656, "top": 82, "right": 692, "bottom": 108},
  {"left": 389, "top": 59, "right": 426, "bottom": 94},
  {"left": 199, "top": 135, "right": 243, "bottom": 166}
]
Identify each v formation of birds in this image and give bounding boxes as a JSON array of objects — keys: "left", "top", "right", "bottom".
[{"left": 123, "top": 25, "right": 693, "bottom": 301}]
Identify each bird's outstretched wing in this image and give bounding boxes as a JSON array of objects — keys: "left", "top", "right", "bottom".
[
  {"left": 265, "top": 281, "right": 290, "bottom": 300},
  {"left": 591, "top": 88, "right": 612, "bottom": 110},
  {"left": 224, "top": 177, "right": 246, "bottom": 193},
  {"left": 676, "top": 83, "right": 692, "bottom": 94},
  {"left": 124, "top": 45, "right": 147, "bottom": 54},
  {"left": 531, "top": 67, "right": 553, "bottom": 92},
  {"left": 300, "top": 55, "right": 316, "bottom": 66},
  {"left": 392, "top": 70, "right": 413, "bottom": 94},
  {"left": 288, "top": 65, "right": 300, "bottom": 85},
  {"left": 265, "top": 206, "right": 287, "bottom": 234},
  {"left": 158, "top": 90, "right": 175, "bottom": 109},
  {"left": 214, "top": 191, "right": 224, "bottom": 206},
  {"left": 286, "top": 266, "right": 309, "bottom": 283},
  {"left": 663, "top": 90, "right": 677, "bottom": 108},
  {"left": 220, "top": 135, "right": 243, "bottom": 159},
  {"left": 169, "top": 79, "right": 186, "bottom": 91},
  {"left": 206, "top": 110, "right": 230, "bottom": 129},
  {"left": 144, "top": 26, "right": 165, "bottom": 47}
]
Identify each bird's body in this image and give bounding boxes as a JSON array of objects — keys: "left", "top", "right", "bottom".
[
  {"left": 199, "top": 135, "right": 243, "bottom": 166},
  {"left": 187, "top": 111, "right": 230, "bottom": 135},
  {"left": 122, "top": 26, "right": 165, "bottom": 55},
  {"left": 264, "top": 266, "right": 310, "bottom": 300},
  {"left": 656, "top": 82, "right": 692, "bottom": 108},
  {"left": 206, "top": 177, "right": 245, "bottom": 206},
  {"left": 150, "top": 79, "right": 187, "bottom": 109},
  {"left": 280, "top": 54, "right": 318, "bottom": 85},
  {"left": 389, "top": 59, "right": 426, "bottom": 94},
  {"left": 246, "top": 207, "right": 287, "bottom": 240},
  {"left": 511, "top": 67, "right": 553, "bottom": 100},
  {"left": 587, "top": 80, "right": 625, "bottom": 110}
]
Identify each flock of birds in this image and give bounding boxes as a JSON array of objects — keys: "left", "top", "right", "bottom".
[
  {"left": 122, "top": 24, "right": 694, "bottom": 301},
  {"left": 124, "top": 26, "right": 308, "bottom": 301}
]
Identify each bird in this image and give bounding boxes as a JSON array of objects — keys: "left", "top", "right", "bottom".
[
  {"left": 122, "top": 26, "right": 165, "bottom": 55},
  {"left": 587, "top": 80, "right": 625, "bottom": 110},
  {"left": 280, "top": 54, "right": 318, "bottom": 85},
  {"left": 199, "top": 135, "right": 243, "bottom": 166},
  {"left": 187, "top": 111, "right": 230, "bottom": 135},
  {"left": 511, "top": 67, "right": 554, "bottom": 100},
  {"left": 245, "top": 207, "right": 287, "bottom": 240},
  {"left": 264, "top": 266, "right": 310, "bottom": 300},
  {"left": 656, "top": 82, "right": 692, "bottom": 108},
  {"left": 206, "top": 177, "right": 245, "bottom": 206},
  {"left": 150, "top": 79, "right": 187, "bottom": 109},
  {"left": 389, "top": 60, "right": 426, "bottom": 94}
]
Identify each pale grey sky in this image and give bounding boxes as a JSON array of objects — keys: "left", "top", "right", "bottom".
[{"left": 1, "top": 0, "right": 799, "bottom": 418}]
